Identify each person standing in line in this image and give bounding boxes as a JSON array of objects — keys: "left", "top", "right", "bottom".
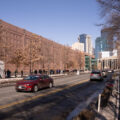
[{"left": 21, "top": 70, "right": 23, "bottom": 77}]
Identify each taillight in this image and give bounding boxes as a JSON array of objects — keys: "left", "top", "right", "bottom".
[{"left": 91, "top": 73, "right": 93, "bottom": 76}]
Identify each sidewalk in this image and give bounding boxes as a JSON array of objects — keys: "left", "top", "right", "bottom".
[
  {"left": 68, "top": 73, "right": 119, "bottom": 120},
  {"left": 0, "top": 72, "right": 88, "bottom": 84},
  {"left": 94, "top": 91, "right": 117, "bottom": 120},
  {"left": 92, "top": 74, "right": 119, "bottom": 120},
  {"left": 0, "top": 77, "right": 22, "bottom": 84},
  {"left": 0, "top": 73, "right": 69, "bottom": 85}
]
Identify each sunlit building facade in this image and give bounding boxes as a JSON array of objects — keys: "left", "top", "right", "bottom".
[
  {"left": 95, "top": 37, "right": 102, "bottom": 58},
  {"left": 71, "top": 42, "right": 84, "bottom": 52},
  {"left": 0, "top": 19, "right": 85, "bottom": 75},
  {"left": 98, "top": 50, "right": 118, "bottom": 70},
  {"left": 79, "top": 34, "right": 93, "bottom": 55},
  {"left": 95, "top": 28, "right": 114, "bottom": 59}
]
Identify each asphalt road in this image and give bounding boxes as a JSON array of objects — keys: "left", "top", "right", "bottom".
[{"left": 0, "top": 73, "right": 107, "bottom": 120}]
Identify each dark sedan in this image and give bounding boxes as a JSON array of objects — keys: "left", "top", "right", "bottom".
[{"left": 16, "top": 75, "right": 54, "bottom": 92}]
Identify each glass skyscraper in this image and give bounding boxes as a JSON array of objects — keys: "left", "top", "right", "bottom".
[
  {"left": 79, "top": 34, "right": 93, "bottom": 55},
  {"left": 95, "top": 28, "right": 112, "bottom": 58},
  {"left": 95, "top": 37, "right": 102, "bottom": 58}
]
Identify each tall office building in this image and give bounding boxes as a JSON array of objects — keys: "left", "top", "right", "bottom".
[
  {"left": 79, "top": 34, "right": 93, "bottom": 55},
  {"left": 92, "top": 48, "right": 95, "bottom": 56},
  {"left": 95, "top": 28, "right": 114, "bottom": 58},
  {"left": 101, "top": 28, "right": 110, "bottom": 51},
  {"left": 95, "top": 37, "right": 102, "bottom": 58}
]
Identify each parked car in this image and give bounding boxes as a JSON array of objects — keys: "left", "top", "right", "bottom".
[
  {"left": 90, "top": 70, "right": 103, "bottom": 81},
  {"left": 15, "top": 75, "right": 54, "bottom": 92}
]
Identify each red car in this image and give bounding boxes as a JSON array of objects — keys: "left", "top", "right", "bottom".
[{"left": 16, "top": 75, "right": 54, "bottom": 92}]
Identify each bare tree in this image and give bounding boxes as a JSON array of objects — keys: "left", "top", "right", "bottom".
[
  {"left": 23, "top": 38, "right": 42, "bottom": 74},
  {"left": 0, "top": 37, "right": 13, "bottom": 68},
  {"left": 74, "top": 50, "right": 85, "bottom": 70},
  {"left": 9, "top": 48, "right": 25, "bottom": 71},
  {"left": 64, "top": 45, "right": 69, "bottom": 70},
  {"left": 97, "top": 0, "right": 120, "bottom": 43},
  {"left": 97, "top": 0, "right": 120, "bottom": 67},
  {"left": 45, "top": 40, "right": 53, "bottom": 73}
]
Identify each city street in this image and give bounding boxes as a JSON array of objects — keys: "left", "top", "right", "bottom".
[
  {"left": 0, "top": 73, "right": 107, "bottom": 120},
  {"left": 0, "top": 0, "right": 120, "bottom": 119}
]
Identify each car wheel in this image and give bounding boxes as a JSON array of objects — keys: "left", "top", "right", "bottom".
[
  {"left": 16, "top": 89, "right": 20, "bottom": 92},
  {"left": 33, "top": 85, "right": 38, "bottom": 92},
  {"left": 49, "top": 83, "right": 53, "bottom": 88}
]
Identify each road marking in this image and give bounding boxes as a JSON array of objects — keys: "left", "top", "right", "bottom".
[
  {"left": 0, "top": 79, "right": 89, "bottom": 110},
  {"left": 55, "top": 75, "right": 89, "bottom": 84},
  {"left": 58, "top": 76, "right": 89, "bottom": 85}
]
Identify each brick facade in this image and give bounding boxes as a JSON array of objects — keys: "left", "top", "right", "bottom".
[{"left": 0, "top": 20, "right": 85, "bottom": 75}]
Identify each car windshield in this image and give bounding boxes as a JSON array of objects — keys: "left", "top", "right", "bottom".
[
  {"left": 24, "top": 76, "right": 39, "bottom": 80},
  {"left": 92, "top": 72, "right": 100, "bottom": 74}
]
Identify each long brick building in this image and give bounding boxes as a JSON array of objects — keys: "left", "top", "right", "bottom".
[{"left": 0, "top": 20, "right": 85, "bottom": 75}]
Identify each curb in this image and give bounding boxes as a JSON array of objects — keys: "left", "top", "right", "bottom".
[
  {"left": 66, "top": 90, "right": 103, "bottom": 120},
  {"left": 66, "top": 72, "right": 119, "bottom": 120}
]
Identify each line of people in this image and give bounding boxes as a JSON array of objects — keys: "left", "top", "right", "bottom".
[{"left": 3, "top": 69, "right": 76, "bottom": 78}]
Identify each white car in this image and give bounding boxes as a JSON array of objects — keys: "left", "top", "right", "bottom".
[{"left": 90, "top": 71, "right": 103, "bottom": 81}]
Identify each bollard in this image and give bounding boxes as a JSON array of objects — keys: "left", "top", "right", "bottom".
[
  {"left": 116, "top": 74, "right": 120, "bottom": 120},
  {"left": 98, "top": 94, "right": 101, "bottom": 112}
]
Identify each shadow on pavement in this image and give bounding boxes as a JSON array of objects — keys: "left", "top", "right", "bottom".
[{"left": 0, "top": 80, "right": 104, "bottom": 120}]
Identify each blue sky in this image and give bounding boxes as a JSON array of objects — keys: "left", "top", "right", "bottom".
[{"left": 0, "top": 0, "right": 102, "bottom": 47}]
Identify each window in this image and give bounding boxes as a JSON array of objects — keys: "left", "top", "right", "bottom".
[
  {"left": 39, "top": 76, "right": 44, "bottom": 80},
  {"left": 24, "top": 75, "right": 39, "bottom": 80},
  {"left": 44, "top": 75, "right": 49, "bottom": 79}
]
